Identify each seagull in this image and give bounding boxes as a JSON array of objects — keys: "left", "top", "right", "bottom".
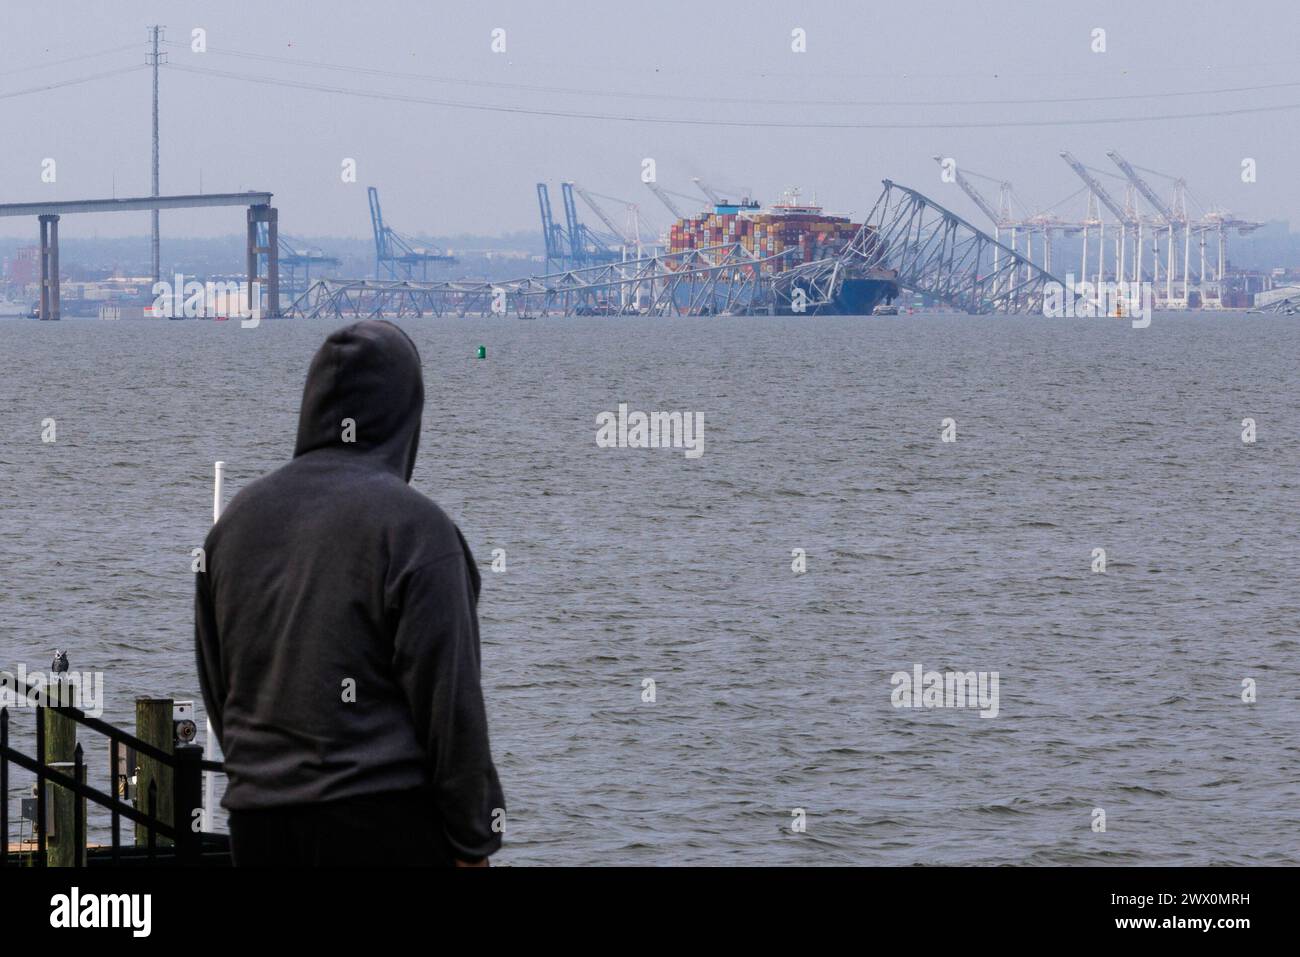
[{"left": 52, "top": 650, "right": 69, "bottom": 676}]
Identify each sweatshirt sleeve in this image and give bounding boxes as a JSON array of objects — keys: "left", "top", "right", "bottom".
[
  {"left": 391, "top": 538, "right": 504, "bottom": 861},
  {"left": 194, "top": 565, "right": 226, "bottom": 744}
]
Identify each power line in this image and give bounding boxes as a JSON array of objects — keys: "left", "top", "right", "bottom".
[
  {"left": 161, "top": 40, "right": 1300, "bottom": 110},
  {"left": 0, "top": 42, "right": 138, "bottom": 77},
  {"left": 726, "top": 58, "right": 1300, "bottom": 83},
  {"left": 545, "top": 49, "right": 1300, "bottom": 84},
  {"left": 164, "top": 61, "right": 1300, "bottom": 129},
  {"left": 162, "top": 35, "right": 1300, "bottom": 85},
  {"left": 0, "top": 64, "right": 145, "bottom": 101}
]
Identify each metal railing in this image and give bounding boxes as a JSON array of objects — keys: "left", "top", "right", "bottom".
[{"left": 1, "top": 682, "right": 229, "bottom": 867}]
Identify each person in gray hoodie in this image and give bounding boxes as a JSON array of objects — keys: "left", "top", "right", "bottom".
[{"left": 195, "top": 319, "right": 504, "bottom": 866}]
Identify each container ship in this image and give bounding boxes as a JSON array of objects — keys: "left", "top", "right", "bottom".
[{"left": 665, "top": 188, "right": 898, "bottom": 315}]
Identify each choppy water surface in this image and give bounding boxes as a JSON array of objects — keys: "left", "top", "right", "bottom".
[{"left": 2, "top": 314, "right": 1297, "bottom": 865}]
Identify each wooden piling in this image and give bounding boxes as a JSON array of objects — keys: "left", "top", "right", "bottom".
[
  {"left": 134, "top": 697, "right": 173, "bottom": 847},
  {"left": 43, "top": 691, "right": 82, "bottom": 867}
]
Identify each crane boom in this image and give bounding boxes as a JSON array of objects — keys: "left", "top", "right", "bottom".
[
  {"left": 692, "top": 177, "right": 723, "bottom": 205},
  {"left": 571, "top": 182, "right": 634, "bottom": 245},
  {"left": 367, "top": 186, "right": 455, "bottom": 279},
  {"left": 1058, "top": 151, "right": 1132, "bottom": 224},
  {"left": 536, "top": 183, "right": 566, "bottom": 267},
  {"left": 367, "top": 187, "right": 389, "bottom": 259},
  {"left": 693, "top": 178, "right": 752, "bottom": 205},
  {"left": 558, "top": 182, "right": 617, "bottom": 266},
  {"left": 933, "top": 155, "right": 1004, "bottom": 227},
  {"left": 1106, "top": 150, "right": 1179, "bottom": 225},
  {"left": 645, "top": 181, "right": 684, "bottom": 220},
  {"left": 560, "top": 182, "right": 583, "bottom": 263}
]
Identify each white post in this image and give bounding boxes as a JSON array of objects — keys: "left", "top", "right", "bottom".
[
  {"left": 1080, "top": 226, "right": 1088, "bottom": 293},
  {"left": 1166, "top": 225, "right": 1174, "bottom": 305},
  {"left": 203, "top": 460, "right": 226, "bottom": 830},
  {"left": 1135, "top": 222, "right": 1143, "bottom": 285},
  {"left": 993, "top": 226, "right": 1000, "bottom": 301},
  {"left": 1096, "top": 221, "right": 1105, "bottom": 300}
]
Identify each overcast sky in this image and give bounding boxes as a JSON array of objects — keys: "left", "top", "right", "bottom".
[{"left": 2, "top": 0, "right": 1298, "bottom": 241}]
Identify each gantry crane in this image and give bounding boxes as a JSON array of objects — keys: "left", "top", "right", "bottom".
[
  {"left": 692, "top": 177, "right": 723, "bottom": 206},
  {"left": 934, "top": 156, "right": 1026, "bottom": 295},
  {"left": 278, "top": 234, "right": 341, "bottom": 299},
  {"left": 692, "top": 177, "right": 753, "bottom": 206},
  {"left": 1106, "top": 150, "right": 1185, "bottom": 303},
  {"left": 1059, "top": 152, "right": 1141, "bottom": 289},
  {"left": 933, "top": 155, "right": 1010, "bottom": 229},
  {"left": 558, "top": 182, "right": 619, "bottom": 268},
  {"left": 367, "top": 187, "right": 456, "bottom": 281},
  {"left": 570, "top": 182, "right": 653, "bottom": 254},
  {"left": 536, "top": 183, "right": 567, "bottom": 272},
  {"left": 646, "top": 182, "right": 714, "bottom": 220},
  {"left": 645, "top": 182, "right": 683, "bottom": 220}
]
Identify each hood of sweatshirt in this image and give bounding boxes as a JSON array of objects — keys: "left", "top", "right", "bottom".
[{"left": 292, "top": 320, "right": 424, "bottom": 481}]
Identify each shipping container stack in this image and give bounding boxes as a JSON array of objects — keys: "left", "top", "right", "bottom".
[{"left": 666, "top": 204, "right": 872, "bottom": 273}]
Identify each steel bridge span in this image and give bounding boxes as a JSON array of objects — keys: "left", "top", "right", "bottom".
[
  {"left": 284, "top": 180, "right": 1062, "bottom": 320},
  {"left": 285, "top": 244, "right": 806, "bottom": 319},
  {"left": 856, "top": 180, "right": 1062, "bottom": 314}
]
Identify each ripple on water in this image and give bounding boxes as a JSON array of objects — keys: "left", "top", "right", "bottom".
[{"left": 1, "top": 314, "right": 1297, "bottom": 865}]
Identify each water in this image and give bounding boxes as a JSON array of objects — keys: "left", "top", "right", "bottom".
[{"left": 2, "top": 314, "right": 1297, "bottom": 865}]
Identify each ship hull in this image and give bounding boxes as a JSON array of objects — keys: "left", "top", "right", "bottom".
[
  {"left": 832, "top": 277, "right": 897, "bottom": 316},
  {"left": 774, "top": 275, "right": 899, "bottom": 316}
]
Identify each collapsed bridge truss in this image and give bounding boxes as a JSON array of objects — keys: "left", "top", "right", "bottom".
[
  {"left": 852, "top": 180, "right": 1062, "bottom": 314},
  {"left": 284, "top": 180, "right": 1062, "bottom": 319},
  {"left": 284, "top": 244, "right": 802, "bottom": 319}
]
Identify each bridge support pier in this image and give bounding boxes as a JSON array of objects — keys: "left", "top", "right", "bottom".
[
  {"left": 38, "top": 214, "right": 60, "bottom": 321},
  {"left": 246, "top": 205, "right": 279, "bottom": 318}
]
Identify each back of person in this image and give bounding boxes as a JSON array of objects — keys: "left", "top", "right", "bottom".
[{"left": 195, "top": 320, "right": 504, "bottom": 866}]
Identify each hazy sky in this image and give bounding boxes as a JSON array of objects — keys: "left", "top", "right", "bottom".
[{"left": 2, "top": 0, "right": 1298, "bottom": 241}]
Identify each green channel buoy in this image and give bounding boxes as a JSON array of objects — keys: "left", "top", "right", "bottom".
[{"left": 476, "top": 345, "right": 487, "bottom": 359}]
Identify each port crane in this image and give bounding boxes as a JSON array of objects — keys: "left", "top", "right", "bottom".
[
  {"left": 558, "top": 182, "right": 620, "bottom": 269},
  {"left": 645, "top": 182, "right": 680, "bottom": 220},
  {"left": 536, "top": 183, "right": 568, "bottom": 273},
  {"left": 692, "top": 178, "right": 723, "bottom": 205},
  {"left": 1107, "top": 151, "right": 1260, "bottom": 308},
  {"left": 692, "top": 177, "right": 753, "bottom": 206},
  {"left": 932, "top": 156, "right": 1066, "bottom": 296},
  {"left": 1059, "top": 151, "right": 1143, "bottom": 290},
  {"left": 367, "top": 186, "right": 455, "bottom": 281},
  {"left": 278, "top": 234, "right": 341, "bottom": 299},
  {"left": 933, "top": 156, "right": 1015, "bottom": 294},
  {"left": 645, "top": 182, "right": 713, "bottom": 220},
  {"left": 933, "top": 155, "right": 1011, "bottom": 230},
  {"left": 570, "top": 183, "right": 656, "bottom": 254},
  {"left": 1105, "top": 150, "right": 1187, "bottom": 303},
  {"left": 537, "top": 182, "right": 619, "bottom": 270},
  {"left": 644, "top": 182, "right": 684, "bottom": 220},
  {"left": 1107, "top": 151, "right": 1182, "bottom": 226}
]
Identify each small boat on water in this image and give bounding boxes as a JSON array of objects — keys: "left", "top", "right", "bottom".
[{"left": 872, "top": 303, "right": 900, "bottom": 316}]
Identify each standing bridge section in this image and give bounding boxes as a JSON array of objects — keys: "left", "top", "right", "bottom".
[{"left": 0, "top": 192, "right": 278, "bottom": 320}]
